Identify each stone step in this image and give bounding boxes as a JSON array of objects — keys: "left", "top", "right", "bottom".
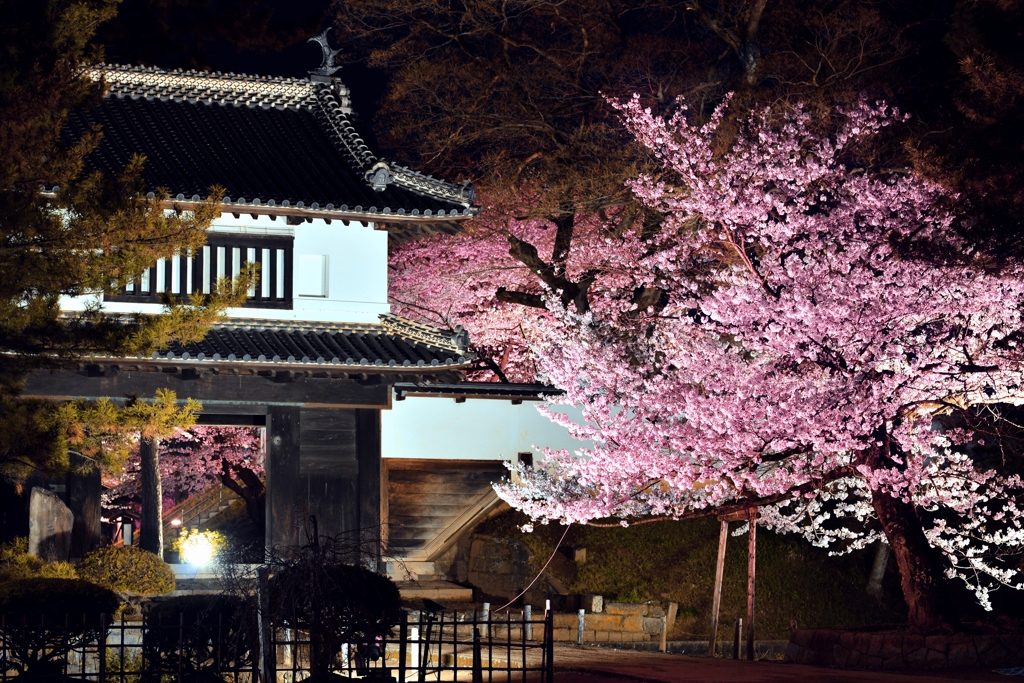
[{"left": 397, "top": 580, "right": 473, "bottom": 602}]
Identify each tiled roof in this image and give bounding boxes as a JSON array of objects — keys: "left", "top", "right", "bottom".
[
  {"left": 58, "top": 65, "right": 478, "bottom": 222},
  {"left": 143, "top": 315, "right": 474, "bottom": 370}
]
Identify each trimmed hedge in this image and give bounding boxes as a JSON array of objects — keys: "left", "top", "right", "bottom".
[
  {"left": 0, "top": 578, "right": 122, "bottom": 677},
  {"left": 271, "top": 563, "right": 402, "bottom": 680},
  {"left": 143, "top": 594, "right": 256, "bottom": 675},
  {"left": 78, "top": 545, "right": 174, "bottom": 595}
]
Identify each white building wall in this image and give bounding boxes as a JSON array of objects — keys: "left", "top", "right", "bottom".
[
  {"left": 60, "top": 214, "right": 390, "bottom": 324},
  {"left": 381, "top": 395, "right": 591, "bottom": 461}
]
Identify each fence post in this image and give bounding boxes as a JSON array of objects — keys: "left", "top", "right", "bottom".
[
  {"left": 398, "top": 611, "right": 408, "bottom": 683},
  {"left": 524, "top": 605, "right": 532, "bottom": 641},
  {"left": 659, "top": 615, "right": 668, "bottom": 653},
  {"left": 472, "top": 627, "right": 483, "bottom": 683},
  {"left": 256, "top": 566, "right": 274, "bottom": 683},
  {"left": 98, "top": 614, "right": 107, "bottom": 683},
  {"left": 577, "top": 609, "right": 585, "bottom": 645},
  {"left": 733, "top": 618, "right": 742, "bottom": 660},
  {"left": 545, "top": 608, "right": 554, "bottom": 683}
]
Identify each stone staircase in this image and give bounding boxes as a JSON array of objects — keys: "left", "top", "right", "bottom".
[{"left": 162, "top": 483, "right": 239, "bottom": 540}]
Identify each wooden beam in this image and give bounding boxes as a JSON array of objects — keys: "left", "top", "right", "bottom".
[
  {"left": 266, "top": 406, "right": 301, "bottom": 549},
  {"left": 24, "top": 368, "right": 390, "bottom": 408},
  {"left": 746, "top": 507, "right": 758, "bottom": 661},
  {"left": 357, "top": 409, "right": 382, "bottom": 562},
  {"left": 708, "top": 520, "right": 729, "bottom": 657}
]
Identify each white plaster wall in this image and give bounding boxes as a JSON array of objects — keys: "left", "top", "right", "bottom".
[
  {"left": 381, "top": 395, "right": 591, "bottom": 461},
  {"left": 60, "top": 214, "right": 390, "bottom": 324}
]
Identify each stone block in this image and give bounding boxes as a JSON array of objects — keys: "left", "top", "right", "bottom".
[
  {"left": 790, "top": 630, "right": 810, "bottom": 648},
  {"left": 925, "top": 635, "right": 947, "bottom": 651},
  {"left": 595, "top": 630, "right": 610, "bottom": 642},
  {"left": 925, "top": 649, "right": 947, "bottom": 668},
  {"left": 582, "top": 594, "right": 603, "bottom": 613},
  {"left": 881, "top": 655, "right": 905, "bottom": 670},
  {"left": 609, "top": 631, "right": 624, "bottom": 642},
  {"left": 620, "top": 615, "right": 645, "bottom": 632},
  {"left": 947, "top": 642, "right": 978, "bottom": 668},
  {"left": 553, "top": 628, "right": 576, "bottom": 641},
  {"left": 880, "top": 634, "right": 903, "bottom": 659},
  {"left": 799, "top": 648, "right": 820, "bottom": 666},
  {"left": 603, "top": 603, "right": 645, "bottom": 617},
  {"left": 783, "top": 643, "right": 803, "bottom": 663},
  {"left": 853, "top": 632, "right": 874, "bottom": 654},
  {"left": 583, "top": 630, "right": 596, "bottom": 642},
  {"left": 28, "top": 487, "right": 74, "bottom": 563},
  {"left": 642, "top": 617, "right": 663, "bottom": 635},
  {"left": 860, "top": 655, "right": 883, "bottom": 669},
  {"left": 838, "top": 632, "right": 855, "bottom": 649},
  {"left": 866, "top": 634, "right": 885, "bottom": 657},
  {"left": 904, "top": 647, "right": 927, "bottom": 669},
  {"left": 902, "top": 635, "right": 924, "bottom": 654},
  {"left": 832, "top": 645, "right": 851, "bottom": 668},
  {"left": 553, "top": 613, "right": 578, "bottom": 628},
  {"left": 645, "top": 603, "right": 665, "bottom": 619},
  {"left": 583, "top": 614, "right": 624, "bottom": 631},
  {"left": 977, "top": 637, "right": 1014, "bottom": 667}
]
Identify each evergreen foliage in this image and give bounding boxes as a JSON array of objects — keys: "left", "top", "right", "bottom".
[{"left": 77, "top": 545, "right": 175, "bottom": 595}]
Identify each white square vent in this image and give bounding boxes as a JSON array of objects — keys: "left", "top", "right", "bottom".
[{"left": 296, "top": 254, "right": 328, "bottom": 297}]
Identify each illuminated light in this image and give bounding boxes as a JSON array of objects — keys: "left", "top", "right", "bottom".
[
  {"left": 176, "top": 530, "right": 223, "bottom": 567},
  {"left": 170, "top": 518, "right": 182, "bottom": 527}
]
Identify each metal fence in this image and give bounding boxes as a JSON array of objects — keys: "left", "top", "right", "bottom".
[{"left": 0, "top": 607, "right": 555, "bottom": 683}]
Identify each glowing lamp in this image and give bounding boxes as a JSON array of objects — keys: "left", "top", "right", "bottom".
[
  {"left": 179, "top": 531, "right": 216, "bottom": 567},
  {"left": 170, "top": 518, "right": 182, "bottom": 527}
]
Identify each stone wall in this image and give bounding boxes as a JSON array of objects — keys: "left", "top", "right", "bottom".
[
  {"left": 785, "top": 629, "right": 1024, "bottom": 669},
  {"left": 551, "top": 602, "right": 665, "bottom": 643}
]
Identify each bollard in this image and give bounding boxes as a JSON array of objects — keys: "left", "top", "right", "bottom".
[
  {"left": 525, "top": 605, "right": 532, "bottom": 641},
  {"left": 410, "top": 626, "right": 420, "bottom": 669},
  {"left": 659, "top": 615, "right": 668, "bottom": 653},
  {"left": 482, "top": 602, "right": 490, "bottom": 637},
  {"left": 733, "top": 618, "right": 742, "bottom": 660},
  {"left": 577, "top": 609, "right": 585, "bottom": 645}
]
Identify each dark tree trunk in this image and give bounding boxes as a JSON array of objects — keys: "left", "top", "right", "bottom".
[
  {"left": 138, "top": 437, "right": 163, "bottom": 557},
  {"left": 220, "top": 459, "right": 265, "bottom": 529},
  {"left": 870, "top": 485, "right": 952, "bottom": 631}
]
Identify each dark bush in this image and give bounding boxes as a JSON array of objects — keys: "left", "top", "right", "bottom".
[
  {"left": 78, "top": 545, "right": 174, "bottom": 595},
  {"left": 0, "top": 578, "right": 121, "bottom": 679},
  {"left": 271, "top": 562, "right": 402, "bottom": 681},
  {"left": 142, "top": 594, "right": 256, "bottom": 681}
]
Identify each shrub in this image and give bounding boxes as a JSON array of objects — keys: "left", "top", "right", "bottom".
[
  {"left": 142, "top": 594, "right": 256, "bottom": 677},
  {"left": 0, "top": 537, "right": 78, "bottom": 582},
  {"left": 0, "top": 578, "right": 122, "bottom": 678},
  {"left": 78, "top": 545, "right": 174, "bottom": 595},
  {"left": 271, "top": 561, "right": 402, "bottom": 680}
]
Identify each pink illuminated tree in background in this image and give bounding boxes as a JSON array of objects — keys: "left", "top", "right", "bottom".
[
  {"left": 394, "top": 94, "right": 1024, "bottom": 629},
  {"left": 107, "top": 426, "right": 264, "bottom": 517}
]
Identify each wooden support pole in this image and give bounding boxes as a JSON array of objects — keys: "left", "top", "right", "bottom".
[
  {"left": 139, "top": 437, "right": 163, "bottom": 557},
  {"left": 746, "top": 507, "right": 758, "bottom": 661},
  {"left": 707, "top": 520, "right": 729, "bottom": 657}
]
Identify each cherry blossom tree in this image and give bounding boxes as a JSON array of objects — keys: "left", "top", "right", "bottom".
[
  {"left": 478, "top": 97, "right": 1024, "bottom": 630},
  {"left": 107, "top": 427, "right": 264, "bottom": 517}
]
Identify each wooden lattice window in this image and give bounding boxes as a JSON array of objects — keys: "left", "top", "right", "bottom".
[{"left": 106, "top": 234, "right": 294, "bottom": 309}]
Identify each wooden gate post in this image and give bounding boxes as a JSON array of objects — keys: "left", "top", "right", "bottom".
[
  {"left": 707, "top": 520, "right": 729, "bottom": 656},
  {"left": 257, "top": 566, "right": 274, "bottom": 683},
  {"left": 746, "top": 507, "right": 758, "bottom": 661}
]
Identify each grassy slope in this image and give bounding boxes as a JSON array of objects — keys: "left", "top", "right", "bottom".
[{"left": 477, "top": 511, "right": 907, "bottom": 640}]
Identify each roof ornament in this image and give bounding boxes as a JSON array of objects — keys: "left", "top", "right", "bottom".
[
  {"left": 308, "top": 27, "right": 342, "bottom": 77},
  {"left": 366, "top": 161, "right": 392, "bottom": 191}
]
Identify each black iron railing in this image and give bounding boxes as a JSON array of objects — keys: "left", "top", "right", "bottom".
[{"left": 0, "top": 607, "right": 555, "bottom": 683}]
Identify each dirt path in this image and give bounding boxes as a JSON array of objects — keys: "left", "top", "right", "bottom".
[{"left": 551, "top": 645, "right": 1018, "bottom": 682}]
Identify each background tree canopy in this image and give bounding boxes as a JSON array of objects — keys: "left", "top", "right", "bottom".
[{"left": 0, "top": 0, "right": 255, "bottom": 481}]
